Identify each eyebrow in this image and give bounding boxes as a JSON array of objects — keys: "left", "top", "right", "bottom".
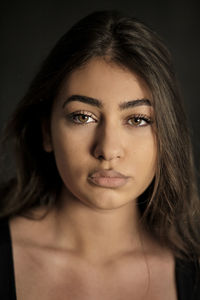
[{"left": 62, "top": 94, "right": 151, "bottom": 110}]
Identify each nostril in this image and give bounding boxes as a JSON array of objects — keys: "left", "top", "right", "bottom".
[{"left": 98, "top": 155, "right": 104, "bottom": 160}]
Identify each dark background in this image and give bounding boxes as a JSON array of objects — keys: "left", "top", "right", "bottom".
[{"left": 1, "top": 0, "right": 200, "bottom": 177}]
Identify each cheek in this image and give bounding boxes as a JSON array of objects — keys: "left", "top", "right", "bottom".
[
  {"left": 130, "top": 132, "right": 157, "bottom": 177},
  {"left": 51, "top": 125, "right": 91, "bottom": 180}
]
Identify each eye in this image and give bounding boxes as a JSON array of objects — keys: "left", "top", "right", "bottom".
[
  {"left": 127, "top": 115, "right": 152, "bottom": 127},
  {"left": 67, "top": 112, "right": 153, "bottom": 127},
  {"left": 67, "top": 112, "right": 97, "bottom": 125}
]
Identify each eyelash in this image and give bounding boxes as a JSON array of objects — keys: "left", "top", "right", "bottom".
[{"left": 66, "top": 111, "right": 153, "bottom": 127}]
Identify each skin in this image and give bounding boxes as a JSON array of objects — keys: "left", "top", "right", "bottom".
[
  {"left": 43, "top": 56, "right": 157, "bottom": 260},
  {"left": 48, "top": 58, "right": 157, "bottom": 212},
  {"left": 10, "top": 57, "right": 177, "bottom": 299}
]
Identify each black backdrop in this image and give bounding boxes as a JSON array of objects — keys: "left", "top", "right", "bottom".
[{"left": 1, "top": 0, "right": 200, "bottom": 178}]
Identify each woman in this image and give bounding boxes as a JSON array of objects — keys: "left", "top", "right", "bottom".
[{"left": 0, "top": 10, "right": 199, "bottom": 300}]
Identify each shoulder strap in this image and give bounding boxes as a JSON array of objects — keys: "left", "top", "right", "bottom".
[
  {"left": 0, "top": 217, "right": 17, "bottom": 300},
  {"left": 175, "top": 257, "right": 200, "bottom": 300}
]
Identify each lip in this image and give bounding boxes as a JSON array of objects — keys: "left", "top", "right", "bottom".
[{"left": 88, "top": 169, "right": 130, "bottom": 188}]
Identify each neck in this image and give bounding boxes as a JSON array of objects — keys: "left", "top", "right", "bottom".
[{"left": 50, "top": 187, "right": 145, "bottom": 264}]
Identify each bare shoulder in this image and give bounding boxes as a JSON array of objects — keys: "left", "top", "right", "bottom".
[
  {"left": 9, "top": 213, "right": 178, "bottom": 300},
  {"left": 9, "top": 207, "right": 54, "bottom": 246}
]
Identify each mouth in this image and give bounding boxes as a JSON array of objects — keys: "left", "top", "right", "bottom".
[{"left": 88, "top": 169, "right": 130, "bottom": 188}]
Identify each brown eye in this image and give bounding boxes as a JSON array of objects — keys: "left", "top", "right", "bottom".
[
  {"left": 129, "top": 117, "right": 143, "bottom": 126},
  {"left": 77, "top": 114, "right": 90, "bottom": 123},
  {"left": 127, "top": 115, "right": 152, "bottom": 127},
  {"left": 68, "top": 112, "right": 96, "bottom": 125}
]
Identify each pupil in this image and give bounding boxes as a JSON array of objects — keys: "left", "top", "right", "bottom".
[
  {"left": 134, "top": 118, "right": 140, "bottom": 124},
  {"left": 80, "top": 115, "right": 88, "bottom": 122}
]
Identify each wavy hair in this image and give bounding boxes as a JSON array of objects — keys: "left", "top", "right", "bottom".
[{"left": 0, "top": 10, "right": 199, "bottom": 261}]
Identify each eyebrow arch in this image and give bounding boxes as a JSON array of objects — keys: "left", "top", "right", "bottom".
[{"left": 62, "top": 94, "right": 151, "bottom": 110}]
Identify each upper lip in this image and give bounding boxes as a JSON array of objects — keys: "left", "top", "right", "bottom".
[{"left": 89, "top": 169, "right": 129, "bottom": 179}]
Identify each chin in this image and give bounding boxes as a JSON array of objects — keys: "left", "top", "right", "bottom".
[{"left": 81, "top": 193, "right": 135, "bottom": 211}]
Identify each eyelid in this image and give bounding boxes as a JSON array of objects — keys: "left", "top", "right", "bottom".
[
  {"left": 126, "top": 113, "right": 152, "bottom": 122},
  {"left": 69, "top": 110, "right": 96, "bottom": 116}
]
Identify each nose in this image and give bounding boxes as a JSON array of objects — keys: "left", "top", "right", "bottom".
[{"left": 93, "top": 122, "right": 124, "bottom": 161}]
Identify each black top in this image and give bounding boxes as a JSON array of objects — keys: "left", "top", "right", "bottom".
[{"left": 0, "top": 217, "right": 199, "bottom": 300}]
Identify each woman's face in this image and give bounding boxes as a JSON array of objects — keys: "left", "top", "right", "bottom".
[{"left": 44, "top": 58, "right": 157, "bottom": 210}]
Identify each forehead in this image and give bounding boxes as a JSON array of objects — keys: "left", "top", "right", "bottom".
[{"left": 57, "top": 57, "right": 152, "bottom": 107}]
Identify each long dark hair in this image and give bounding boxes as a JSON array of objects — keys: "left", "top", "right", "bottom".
[{"left": 0, "top": 10, "right": 199, "bottom": 261}]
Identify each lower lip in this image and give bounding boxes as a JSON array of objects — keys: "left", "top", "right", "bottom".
[{"left": 88, "top": 176, "right": 129, "bottom": 188}]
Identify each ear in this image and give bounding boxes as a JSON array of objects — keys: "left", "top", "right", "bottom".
[{"left": 41, "top": 119, "right": 53, "bottom": 153}]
